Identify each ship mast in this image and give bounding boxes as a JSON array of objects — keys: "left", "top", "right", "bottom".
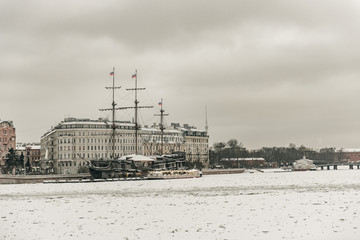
[
  {"left": 126, "top": 70, "right": 153, "bottom": 155},
  {"left": 99, "top": 67, "right": 122, "bottom": 159},
  {"left": 155, "top": 99, "right": 169, "bottom": 155},
  {"left": 205, "top": 105, "right": 208, "bottom": 134},
  {"left": 100, "top": 69, "right": 153, "bottom": 158},
  {"left": 111, "top": 67, "right": 116, "bottom": 158}
]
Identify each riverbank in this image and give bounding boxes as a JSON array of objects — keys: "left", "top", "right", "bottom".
[
  {"left": 0, "top": 174, "right": 90, "bottom": 184},
  {"left": 0, "top": 168, "right": 248, "bottom": 184},
  {"left": 201, "top": 168, "right": 245, "bottom": 175}
]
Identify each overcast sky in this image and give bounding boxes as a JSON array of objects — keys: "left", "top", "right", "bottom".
[{"left": 1, "top": 0, "right": 360, "bottom": 150}]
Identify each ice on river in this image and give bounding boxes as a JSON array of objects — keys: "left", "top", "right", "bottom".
[{"left": 1, "top": 170, "right": 360, "bottom": 240}]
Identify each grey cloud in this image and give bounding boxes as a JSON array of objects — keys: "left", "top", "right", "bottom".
[{"left": 1, "top": 0, "right": 360, "bottom": 148}]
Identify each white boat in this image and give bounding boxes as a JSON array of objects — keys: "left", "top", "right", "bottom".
[
  {"left": 293, "top": 156, "right": 317, "bottom": 171},
  {"left": 147, "top": 169, "right": 202, "bottom": 180}
]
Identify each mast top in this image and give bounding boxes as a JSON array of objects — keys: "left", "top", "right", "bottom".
[{"left": 205, "top": 105, "right": 208, "bottom": 134}]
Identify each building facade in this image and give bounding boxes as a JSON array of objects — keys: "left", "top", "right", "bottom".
[
  {"left": 16, "top": 143, "right": 41, "bottom": 171},
  {"left": 40, "top": 118, "right": 140, "bottom": 174},
  {"left": 181, "top": 124, "right": 209, "bottom": 168},
  {"left": 40, "top": 118, "right": 210, "bottom": 174},
  {"left": 141, "top": 126, "right": 185, "bottom": 156},
  {"left": 0, "top": 121, "right": 16, "bottom": 167},
  {"left": 335, "top": 148, "right": 360, "bottom": 163},
  {"left": 142, "top": 123, "right": 209, "bottom": 168}
]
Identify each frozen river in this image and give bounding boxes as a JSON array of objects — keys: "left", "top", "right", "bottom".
[{"left": 1, "top": 170, "right": 360, "bottom": 240}]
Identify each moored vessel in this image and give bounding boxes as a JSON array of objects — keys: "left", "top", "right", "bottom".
[
  {"left": 293, "top": 156, "right": 317, "bottom": 171},
  {"left": 88, "top": 158, "right": 142, "bottom": 179}
]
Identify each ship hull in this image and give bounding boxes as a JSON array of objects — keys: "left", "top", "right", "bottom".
[
  {"left": 147, "top": 169, "right": 202, "bottom": 180},
  {"left": 89, "top": 168, "right": 140, "bottom": 179},
  {"left": 88, "top": 159, "right": 142, "bottom": 179}
]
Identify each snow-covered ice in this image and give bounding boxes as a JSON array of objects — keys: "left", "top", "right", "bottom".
[{"left": 1, "top": 170, "right": 360, "bottom": 240}]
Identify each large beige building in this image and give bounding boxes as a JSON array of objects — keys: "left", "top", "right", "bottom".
[
  {"left": 40, "top": 118, "right": 140, "bottom": 174},
  {"left": 40, "top": 118, "right": 209, "bottom": 174}
]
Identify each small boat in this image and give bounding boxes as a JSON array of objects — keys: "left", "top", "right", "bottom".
[
  {"left": 147, "top": 169, "right": 202, "bottom": 180},
  {"left": 293, "top": 156, "right": 317, "bottom": 171}
]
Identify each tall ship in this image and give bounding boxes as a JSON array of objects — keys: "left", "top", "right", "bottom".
[
  {"left": 88, "top": 69, "right": 154, "bottom": 179},
  {"left": 88, "top": 69, "right": 202, "bottom": 180}
]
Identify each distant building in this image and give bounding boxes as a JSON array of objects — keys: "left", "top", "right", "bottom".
[
  {"left": 142, "top": 123, "right": 209, "bottom": 168},
  {"left": 0, "top": 120, "right": 16, "bottom": 167},
  {"left": 335, "top": 148, "right": 360, "bottom": 163},
  {"left": 16, "top": 143, "right": 41, "bottom": 171},
  {"left": 181, "top": 124, "right": 209, "bottom": 168}
]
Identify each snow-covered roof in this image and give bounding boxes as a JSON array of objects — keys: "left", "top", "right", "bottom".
[
  {"left": 294, "top": 159, "right": 314, "bottom": 164},
  {"left": 119, "top": 154, "right": 155, "bottom": 162}
]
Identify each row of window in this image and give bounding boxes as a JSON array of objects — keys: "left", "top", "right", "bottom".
[
  {"left": 0, "top": 137, "right": 14, "bottom": 143},
  {"left": 59, "top": 145, "right": 141, "bottom": 152},
  {"left": 188, "top": 138, "right": 209, "bottom": 143},
  {"left": 58, "top": 138, "right": 140, "bottom": 144},
  {"left": 58, "top": 161, "right": 87, "bottom": 167},
  {"left": 1, "top": 130, "right": 12, "bottom": 135},
  {"left": 144, "top": 136, "right": 184, "bottom": 142},
  {"left": 58, "top": 151, "right": 138, "bottom": 160},
  {"left": 58, "top": 131, "right": 135, "bottom": 137},
  {"left": 58, "top": 124, "right": 135, "bottom": 130}
]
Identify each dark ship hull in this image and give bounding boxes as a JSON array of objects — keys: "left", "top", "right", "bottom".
[{"left": 89, "top": 159, "right": 143, "bottom": 179}]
